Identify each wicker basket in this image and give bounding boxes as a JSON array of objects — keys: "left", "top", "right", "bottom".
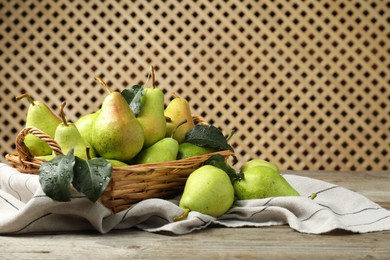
[{"left": 5, "top": 119, "right": 233, "bottom": 213}]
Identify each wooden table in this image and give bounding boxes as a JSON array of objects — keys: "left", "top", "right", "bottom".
[{"left": 1, "top": 171, "right": 389, "bottom": 259}]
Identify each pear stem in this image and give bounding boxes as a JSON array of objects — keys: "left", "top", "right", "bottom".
[
  {"left": 225, "top": 130, "right": 235, "bottom": 142},
  {"left": 150, "top": 65, "right": 155, "bottom": 88},
  {"left": 173, "top": 208, "right": 190, "bottom": 222},
  {"left": 86, "top": 147, "right": 91, "bottom": 160},
  {"left": 95, "top": 76, "right": 111, "bottom": 94},
  {"left": 59, "top": 101, "right": 68, "bottom": 126},
  {"left": 172, "top": 92, "right": 181, "bottom": 99},
  {"left": 15, "top": 93, "right": 35, "bottom": 106},
  {"left": 144, "top": 65, "right": 156, "bottom": 88},
  {"left": 171, "top": 119, "right": 187, "bottom": 138}
]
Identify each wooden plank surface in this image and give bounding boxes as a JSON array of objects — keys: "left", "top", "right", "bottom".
[{"left": 0, "top": 171, "right": 389, "bottom": 259}]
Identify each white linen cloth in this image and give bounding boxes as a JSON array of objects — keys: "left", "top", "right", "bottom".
[{"left": 1, "top": 163, "right": 389, "bottom": 235}]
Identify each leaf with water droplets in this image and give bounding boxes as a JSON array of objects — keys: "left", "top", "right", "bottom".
[
  {"left": 72, "top": 157, "right": 112, "bottom": 202},
  {"left": 38, "top": 148, "right": 75, "bottom": 201}
]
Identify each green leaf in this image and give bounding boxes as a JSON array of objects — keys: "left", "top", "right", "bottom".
[
  {"left": 121, "top": 84, "right": 144, "bottom": 116},
  {"left": 205, "top": 154, "right": 239, "bottom": 184},
  {"left": 72, "top": 157, "right": 112, "bottom": 202},
  {"left": 38, "top": 148, "right": 75, "bottom": 201},
  {"left": 205, "top": 154, "right": 225, "bottom": 164},
  {"left": 185, "top": 125, "right": 238, "bottom": 165},
  {"left": 185, "top": 125, "right": 234, "bottom": 151}
]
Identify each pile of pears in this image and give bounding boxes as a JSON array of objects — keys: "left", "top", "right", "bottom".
[
  {"left": 177, "top": 158, "right": 300, "bottom": 219},
  {"left": 16, "top": 68, "right": 215, "bottom": 166},
  {"left": 15, "top": 67, "right": 300, "bottom": 219}
]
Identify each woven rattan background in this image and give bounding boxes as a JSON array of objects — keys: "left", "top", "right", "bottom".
[{"left": 0, "top": 1, "right": 389, "bottom": 170}]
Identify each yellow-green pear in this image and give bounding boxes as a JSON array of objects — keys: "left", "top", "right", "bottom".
[
  {"left": 177, "top": 142, "right": 216, "bottom": 160},
  {"left": 179, "top": 165, "right": 235, "bottom": 218},
  {"left": 35, "top": 154, "right": 55, "bottom": 161},
  {"left": 134, "top": 119, "right": 187, "bottom": 164},
  {"left": 54, "top": 102, "right": 96, "bottom": 160},
  {"left": 91, "top": 77, "right": 144, "bottom": 162},
  {"left": 134, "top": 137, "right": 179, "bottom": 164},
  {"left": 16, "top": 94, "right": 61, "bottom": 156},
  {"left": 241, "top": 158, "right": 279, "bottom": 173},
  {"left": 137, "top": 86, "right": 166, "bottom": 148},
  {"left": 75, "top": 110, "right": 100, "bottom": 148},
  {"left": 234, "top": 165, "right": 300, "bottom": 200},
  {"left": 107, "top": 159, "right": 128, "bottom": 167},
  {"left": 164, "top": 93, "right": 195, "bottom": 143}
]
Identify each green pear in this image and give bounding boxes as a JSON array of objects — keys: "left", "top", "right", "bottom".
[
  {"left": 134, "top": 119, "right": 187, "bottom": 164},
  {"left": 54, "top": 102, "right": 96, "bottom": 160},
  {"left": 107, "top": 159, "right": 128, "bottom": 167},
  {"left": 164, "top": 93, "right": 195, "bottom": 143},
  {"left": 16, "top": 94, "right": 62, "bottom": 156},
  {"left": 137, "top": 86, "right": 166, "bottom": 148},
  {"left": 91, "top": 77, "right": 144, "bottom": 162},
  {"left": 35, "top": 154, "right": 55, "bottom": 161},
  {"left": 177, "top": 142, "right": 216, "bottom": 160},
  {"left": 234, "top": 165, "right": 300, "bottom": 200},
  {"left": 75, "top": 110, "right": 100, "bottom": 148},
  {"left": 241, "top": 159, "right": 279, "bottom": 173},
  {"left": 179, "top": 165, "right": 235, "bottom": 218},
  {"left": 134, "top": 137, "right": 179, "bottom": 164}
]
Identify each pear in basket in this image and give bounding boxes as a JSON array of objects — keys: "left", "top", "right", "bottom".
[
  {"left": 134, "top": 120, "right": 187, "bottom": 164},
  {"left": 75, "top": 109, "right": 100, "bottom": 149},
  {"left": 107, "top": 159, "right": 128, "bottom": 167},
  {"left": 137, "top": 66, "right": 166, "bottom": 148},
  {"left": 54, "top": 102, "right": 96, "bottom": 160},
  {"left": 134, "top": 136, "right": 178, "bottom": 164},
  {"left": 91, "top": 77, "right": 144, "bottom": 162},
  {"left": 16, "top": 93, "right": 61, "bottom": 156},
  {"left": 176, "top": 142, "right": 215, "bottom": 160},
  {"left": 164, "top": 93, "right": 195, "bottom": 144}
]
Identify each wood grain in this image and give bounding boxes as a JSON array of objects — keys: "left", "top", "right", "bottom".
[{"left": 0, "top": 171, "right": 389, "bottom": 259}]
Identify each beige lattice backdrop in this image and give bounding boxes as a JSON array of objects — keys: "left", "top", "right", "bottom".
[{"left": 0, "top": 1, "right": 389, "bottom": 171}]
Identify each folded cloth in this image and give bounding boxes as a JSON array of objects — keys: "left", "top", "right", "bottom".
[{"left": 1, "top": 163, "right": 389, "bottom": 235}]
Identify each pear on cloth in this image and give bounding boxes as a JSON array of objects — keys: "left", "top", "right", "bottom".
[
  {"left": 234, "top": 163, "right": 300, "bottom": 200},
  {"left": 179, "top": 165, "right": 235, "bottom": 218}
]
